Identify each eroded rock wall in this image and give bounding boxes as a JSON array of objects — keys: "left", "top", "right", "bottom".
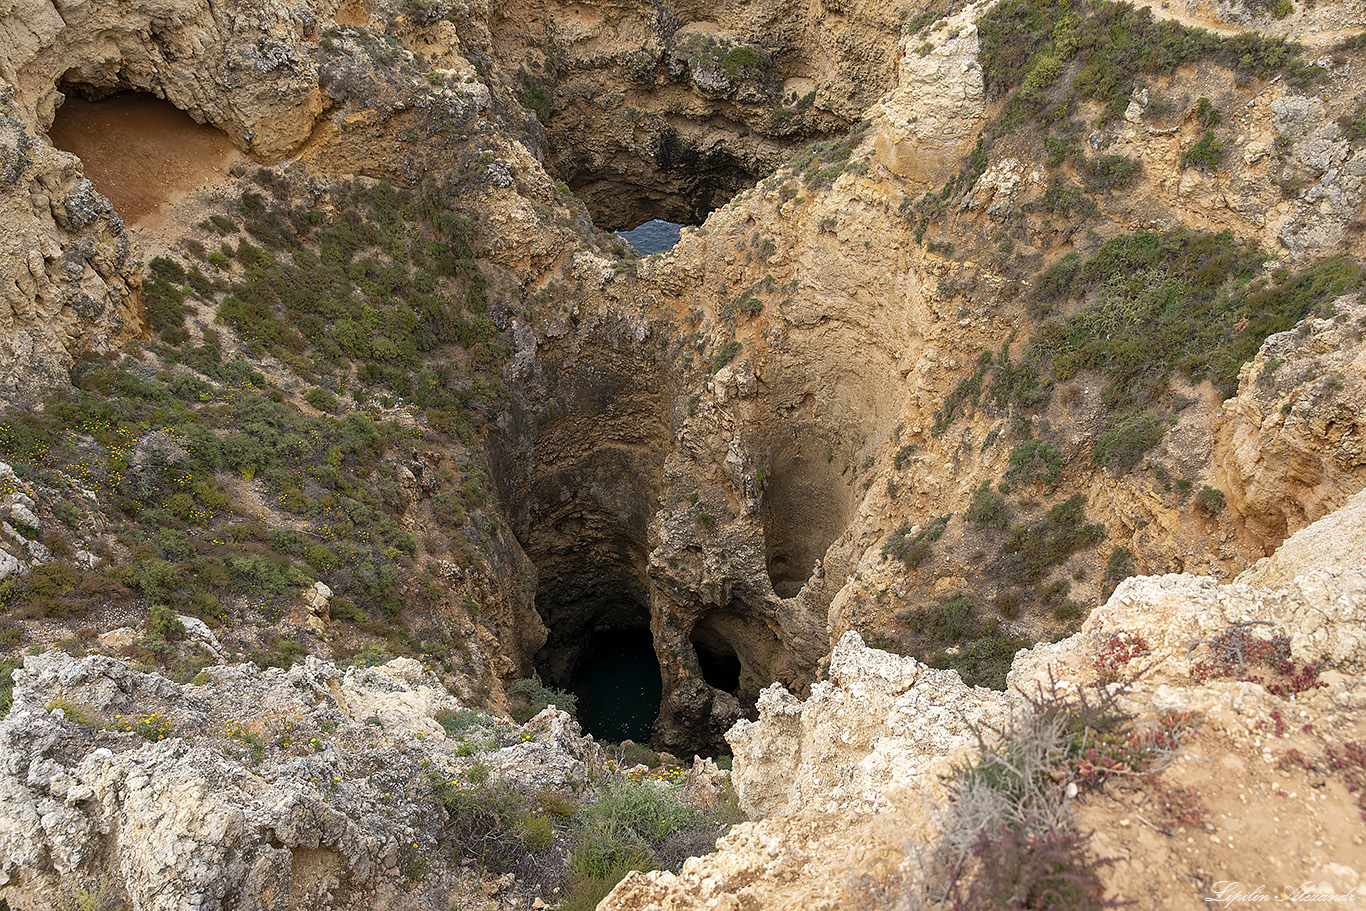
[
  {"left": 601, "top": 491, "right": 1366, "bottom": 910},
  {"left": 0, "top": 653, "right": 594, "bottom": 910}
]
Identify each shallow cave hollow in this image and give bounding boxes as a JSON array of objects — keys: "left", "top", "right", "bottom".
[
  {"left": 688, "top": 603, "right": 783, "bottom": 717},
  {"left": 47, "top": 84, "right": 239, "bottom": 225},
  {"left": 760, "top": 435, "right": 858, "bottom": 599}
]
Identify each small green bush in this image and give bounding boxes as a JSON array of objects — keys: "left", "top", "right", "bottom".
[
  {"left": 508, "top": 678, "right": 578, "bottom": 722},
  {"left": 1002, "top": 496, "right": 1105, "bottom": 587},
  {"left": 1005, "top": 439, "right": 1063, "bottom": 489},
  {"left": 1195, "top": 97, "right": 1222, "bottom": 127},
  {"left": 0, "top": 658, "right": 20, "bottom": 716},
  {"left": 1084, "top": 154, "right": 1140, "bottom": 190},
  {"left": 586, "top": 778, "right": 702, "bottom": 843},
  {"left": 883, "top": 515, "right": 951, "bottom": 568},
  {"left": 148, "top": 604, "right": 185, "bottom": 640},
  {"left": 563, "top": 820, "right": 657, "bottom": 911},
  {"left": 1100, "top": 546, "right": 1134, "bottom": 600},
  {"left": 708, "top": 340, "right": 742, "bottom": 373},
  {"left": 1091, "top": 411, "right": 1164, "bottom": 470},
  {"left": 305, "top": 388, "right": 339, "bottom": 413},
  {"left": 1194, "top": 484, "right": 1226, "bottom": 513},
  {"left": 1181, "top": 130, "right": 1224, "bottom": 171},
  {"left": 966, "top": 482, "right": 1010, "bottom": 530}
]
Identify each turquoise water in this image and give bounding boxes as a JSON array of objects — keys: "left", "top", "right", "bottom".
[
  {"left": 617, "top": 219, "right": 683, "bottom": 255},
  {"left": 576, "top": 630, "right": 662, "bottom": 744}
]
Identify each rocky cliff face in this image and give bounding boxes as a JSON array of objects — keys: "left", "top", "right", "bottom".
[
  {"left": 0, "top": 652, "right": 594, "bottom": 909},
  {"left": 602, "top": 490, "right": 1366, "bottom": 910},
  {"left": 2, "top": 0, "right": 1366, "bottom": 904}
]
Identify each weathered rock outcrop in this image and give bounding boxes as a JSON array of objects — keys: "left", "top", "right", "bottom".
[
  {"left": 489, "top": 0, "right": 909, "bottom": 227},
  {"left": 0, "top": 90, "right": 140, "bottom": 404},
  {"left": 1215, "top": 294, "right": 1366, "bottom": 552},
  {"left": 0, "top": 653, "right": 592, "bottom": 909},
  {"left": 0, "top": 0, "right": 337, "bottom": 402},
  {"left": 601, "top": 490, "right": 1366, "bottom": 910}
]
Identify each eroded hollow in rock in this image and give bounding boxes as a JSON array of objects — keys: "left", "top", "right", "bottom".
[
  {"left": 689, "top": 605, "right": 783, "bottom": 715},
  {"left": 47, "top": 88, "right": 239, "bottom": 225},
  {"left": 489, "top": 336, "right": 674, "bottom": 742},
  {"left": 758, "top": 414, "right": 863, "bottom": 598}
]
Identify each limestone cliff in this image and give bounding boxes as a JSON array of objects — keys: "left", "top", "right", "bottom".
[
  {"left": 0, "top": 653, "right": 595, "bottom": 908},
  {"left": 602, "top": 490, "right": 1366, "bottom": 910},
  {"left": 1, "top": 0, "right": 1366, "bottom": 904}
]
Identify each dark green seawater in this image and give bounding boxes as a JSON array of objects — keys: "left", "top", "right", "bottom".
[{"left": 576, "top": 630, "right": 662, "bottom": 744}]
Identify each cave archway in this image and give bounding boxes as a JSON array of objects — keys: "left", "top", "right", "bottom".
[
  {"left": 48, "top": 87, "right": 240, "bottom": 226},
  {"left": 688, "top": 604, "right": 784, "bottom": 715},
  {"left": 489, "top": 335, "right": 674, "bottom": 744},
  {"left": 690, "top": 621, "right": 742, "bottom": 695}
]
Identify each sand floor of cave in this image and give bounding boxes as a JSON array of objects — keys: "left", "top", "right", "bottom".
[{"left": 49, "top": 93, "right": 244, "bottom": 233}]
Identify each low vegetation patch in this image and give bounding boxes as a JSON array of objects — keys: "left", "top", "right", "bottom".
[
  {"left": 903, "top": 595, "right": 1031, "bottom": 689},
  {"left": 922, "top": 666, "right": 1202, "bottom": 908},
  {"left": 1188, "top": 626, "right": 1325, "bottom": 696},
  {"left": 883, "top": 514, "right": 951, "bottom": 568},
  {"left": 429, "top": 751, "right": 740, "bottom": 909}
]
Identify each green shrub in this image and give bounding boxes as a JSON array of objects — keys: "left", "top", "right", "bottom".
[
  {"left": 508, "top": 678, "right": 578, "bottom": 722},
  {"left": 586, "top": 778, "right": 702, "bottom": 843},
  {"left": 563, "top": 820, "right": 657, "bottom": 911},
  {"left": 1027, "top": 232, "right": 1362, "bottom": 403},
  {"left": 966, "top": 482, "right": 1010, "bottom": 529},
  {"left": 517, "top": 70, "right": 553, "bottom": 122},
  {"left": 1084, "top": 154, "right": 1140, "bottom": 190},
  {"left": 979, "top": 0, "right": 1316, "bottom": 129},
  {"left": 1005, "top": 439, "right": 1063, "bottom": 489},
  {"left": 436, "top": 707, "right": 485, "bottom": 736},
  {"left": 518, "top": 811, "right": 555, "bottom": 850},
  {"left": 1195, "top": 97, "right": 1222, "bottom": 127},
  {"left": 931, "top": 595, "right": 979, "bottom": 641},
  {"left": 932, "top": 361, "right": 986, "bottom": 436},
  {"left": 1091, "top": 411, "right": 1164, "bottom": 470},
  {"left": 906, "top": 595, "right": 1030, "bottom": 689},
  {"left": 247, "top": 634, "right": 307, "bottom": 669},
  {"left": 0, "top": 658, "right": 19, "bottom": 716},
  {"left": 883, "top": 514, "right": 951, "bottom": 568},
  {"left": 1100, "top": 546, "right": 1134, "bottom": 600},
  {"left": 1194, "top": 484, "right": 1226, "bottom": 513},
  {"left": 1181, "top": 130, "right": 1224, "bottom": 171},
  {"left": 148, "top": 604, "right": 185, "bottom": 640},
  {"left": 305, "top": 388, "right": 339, "bottom": 412},
  {"left": 708, "top": 340, "right": 742, "bottom": 373},
  {"left": 1002, "top": 496, "right": 1105, "bottom": 587}
]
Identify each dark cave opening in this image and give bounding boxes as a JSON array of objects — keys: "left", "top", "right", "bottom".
[
  {"left": 691, "top": 626, "right": 742, "bottom": 695},
  {"left": 47, "top": 87, "right": 239, "bottom": 225},
  {"left": 488, "top": 336, "right": 676, "bottom": 746},
  {"left": 530, "top": 571, "right": 665, "bottom": 745},
  {"left": 689, "top": 605, "right": 784, "bottom": 717},
  {"left": 573, "top": 627, "right": 663, "bottom": 745},
  {"left": 554, "top": 125, "right": 771, "bottom": 232}
]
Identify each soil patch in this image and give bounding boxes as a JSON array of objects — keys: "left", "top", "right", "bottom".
[{"left": 49, "top": 92, "right": 242, "bottom": 227}]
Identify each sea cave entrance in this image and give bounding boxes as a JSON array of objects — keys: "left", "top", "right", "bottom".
[{"left": 573, "top": 627, "right": 663, "bottom": 744}]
